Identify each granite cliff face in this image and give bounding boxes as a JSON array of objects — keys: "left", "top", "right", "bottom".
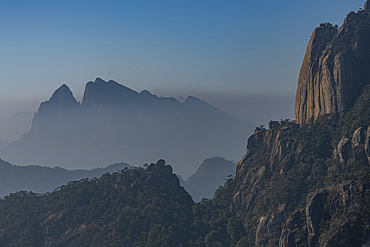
[
  {"left": 3, "top": 3, "right": 370, "bottom": 246},
  {"left": 295, "top": 1, "right": 370, "bottom": 124},
  {"left": 231, "top": 112, "right": 370, "bottom": 246},
  {"left": 280, "top": 180, "right": 368, "bottom": 247},
  {"left": 232, "top": 78, "right": 370, "bottom": 245}
]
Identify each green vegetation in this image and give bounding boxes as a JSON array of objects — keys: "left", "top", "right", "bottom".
[
  {"left": 0, "top": 163, "right": 196, "bottom": 246},
  {"left": 231, "top": 84, "right": 370, "bottom": 246},
  {"left": 2, "top": 88, "right": 370, "bottom": 246},
  {"left": 312, "top": 23, "right": 337, "bottom": 58},
  {"left": 0, "top": 161, "right": 131, "bottom": 197},
  {"left": 2, "top": 10, "right": 370, "bottom": 245}
]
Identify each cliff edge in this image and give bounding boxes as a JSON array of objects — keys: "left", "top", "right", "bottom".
[{"left": 295, "top": 2, "right": 370, "bottom": 124}]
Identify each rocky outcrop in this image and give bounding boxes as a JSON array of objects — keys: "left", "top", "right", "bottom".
[
  {"left": 365, "top": 126, "right": 370, "bottom": 163},
  {"left": 279, "top": 180, "right": 367, "bottom": 247},
  {"left": 113, "top": 159, "right": 194, "bottom": 208},
  {"left": 295, "top": 3, "right": 370, "bottom": 125},
  {"left": 279, "top": 209, "right": 306, "bottom": 247},
  {"left": 115, "top": 160, "right": 183, "bottom": 193},
  {"left": 233, "top": 115, "right": 370, "bottom": 246},
  {"left": 233, "top": 121, "right": 302, "bottom": 215},
  {"left": 229, "top": 3, "right": 370, "bottom": 246},
  {"left": 235, "top": 121, "right": 302, "bottom": 180},
  {"left": 255, "top": 204, "right": 286, "bottom": 243},
  {"left": 43, "top": 224, "right": 93, "bottom": 247},
  {"left": 333, "top": 126, "right": 370, "bottom": 165},
  {"left": 334, "top": 136, "right": 350, "bottom": 163}
]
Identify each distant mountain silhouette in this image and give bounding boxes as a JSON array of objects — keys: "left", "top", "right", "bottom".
[
  {"left": 0, "top": 158, "right": 131, "bottom": 197},
  {"left": 0, "top": 78, "right": 253, "bottom": 177},
  {"left": 182, "top": 96, "right": 222, "bottom": 114},
  {"left": 185, "top": 157, "right": 235, "bottom": 202},
  {"left": 176, "top": 96, "right": 186, "bottom": 103}
]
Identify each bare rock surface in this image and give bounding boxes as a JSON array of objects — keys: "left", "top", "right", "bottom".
[{"left": 295, "top": 6, "right": 370, "bottom": 124}]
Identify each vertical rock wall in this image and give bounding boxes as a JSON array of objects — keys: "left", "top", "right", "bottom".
[{"left": 295, "top": 5, "right": 370, "bottom": 124}]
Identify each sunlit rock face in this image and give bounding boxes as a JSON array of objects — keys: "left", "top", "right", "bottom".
[{"left": 295, "top": 4, "right": 370, "bottom": 125}]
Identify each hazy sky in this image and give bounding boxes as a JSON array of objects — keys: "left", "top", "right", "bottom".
[{"left": 0, "top": 0, "right": 367, "bottom": 125}]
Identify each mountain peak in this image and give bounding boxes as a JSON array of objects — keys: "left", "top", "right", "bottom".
[
  {"left": 30, "top": 84, "right": 79, "bottom": 133},
  {"left": 140, "top": 90, "right": 158, "bottom": 100},
  {"left": 295, "top": 6, "right": 370, "bottom": 124},
  {"left": 183, "top": 96, "right": 222, "bottom": 114},
  {"left": 94, "top": 77, "right": 106, "bottom": 84},
  {"left": 82, "top": 78, "right": 145, "bottom": 108},
  {"left": 49, "top": 84, "right": 77, "bottom": 105}
]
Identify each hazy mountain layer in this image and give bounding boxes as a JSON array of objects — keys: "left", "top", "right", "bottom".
[
  {"left": 2, "top": 3, "right": 370, "bottom": 247},
  {"left": 0, "top": 78, "right": 253, "bottom": 178},
  {"left": 0, "top": 158, "right": 131, "bottom": 197},
  {"left": 0, "top": 112, "right": 33, "bottom": 143},
  {"left": 185, "top": 156, "right": 235, "bottom": 202}
]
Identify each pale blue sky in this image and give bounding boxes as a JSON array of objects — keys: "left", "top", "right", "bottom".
[{"left": 0, "top": 0, "right": 367, "bottom": 124}]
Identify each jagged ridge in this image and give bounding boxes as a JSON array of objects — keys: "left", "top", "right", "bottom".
[{"left": 0, "top": 78, "right": 252, "bottom": 178}]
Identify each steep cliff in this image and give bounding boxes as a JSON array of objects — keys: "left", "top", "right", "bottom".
[
  {"left": 295, "top": 2, "right": 370, "bottom": 124},
  {"left": 31, "top": 84, "right": 80, "bottom": 133},
  {"left": 81, "top": 77, "right": 153, "bottom": 115},
  {"left": 2, "top": 84, "right": 370, "bottom": 246},
  {"left": 3, "top": 2, "right": 370, "bottom": 246},
  {"left": 227, "top": 82, "right": 370, "bottom": 246}
]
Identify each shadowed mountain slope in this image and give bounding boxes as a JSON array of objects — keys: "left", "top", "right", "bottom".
[
  {"left": 3, "top": 3, "right": 370, "bottom": 246},
  {"left": 0, "top": 160, "right": 195, "bottom": 246},
  {"left": 185, "top": 157, "right": 235, "bottom": 202},
  {"left": 0, "top": 158, "right": 131, "bottom": 197},
  {"left": 0, "top": 112, "right": 33, "bottom": 143}
]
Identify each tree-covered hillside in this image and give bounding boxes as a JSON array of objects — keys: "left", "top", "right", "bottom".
[
  {"left": 3, "top": 85, "right": 370, "bottom": 246},
  {"left": 0, "top": 160, "right": 131, "bottom": 197},
  {"left": 0, "top": 160, "right": 195, "bottom": 246},
  {"left": 3, "top": 3, "right": 370, "bottom": 246}
]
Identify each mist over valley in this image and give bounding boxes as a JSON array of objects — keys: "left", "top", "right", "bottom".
[
  {"left": 0, "top": 78, "right": 253, "bottom": 179},
  {"left": 2, "top": 0, "right": 370, "bottom": 246}
]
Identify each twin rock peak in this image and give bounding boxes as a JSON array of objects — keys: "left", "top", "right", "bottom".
[{"left": 44, "top": 0, "right": 370, "bottom": 126}]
